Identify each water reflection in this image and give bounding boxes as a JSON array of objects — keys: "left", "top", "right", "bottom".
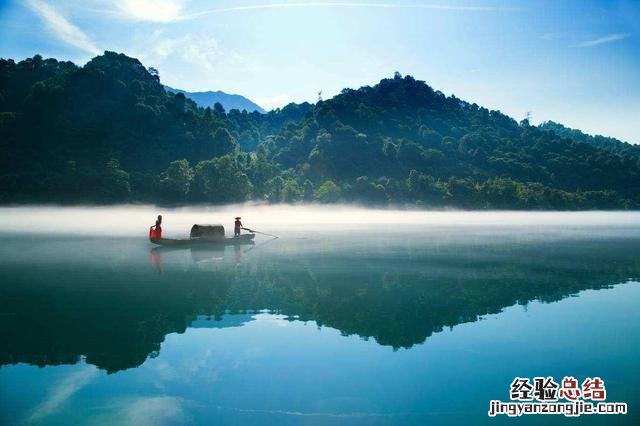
[
  {"left": 1, "top": 234, "right": 639, "bottom": 374},
  {"left": 150, "top": 245, "right": 228, "bottom": 271}
]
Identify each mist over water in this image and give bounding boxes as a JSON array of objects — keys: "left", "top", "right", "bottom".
[{"left": 2, "top": 205, "right": 640, "bottom": 239}]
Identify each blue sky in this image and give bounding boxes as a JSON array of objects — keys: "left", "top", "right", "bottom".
[{"left": 1, "top": 0, "right": 638, "bottom": 142}]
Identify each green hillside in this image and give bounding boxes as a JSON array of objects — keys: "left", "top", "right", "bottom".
[{"left": 1, "top": 53, "right": 638, "bottom": 209}]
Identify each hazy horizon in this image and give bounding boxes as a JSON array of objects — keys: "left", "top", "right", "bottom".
[{"left": 3, "top": 205, "right": 640, "bottom": 238}]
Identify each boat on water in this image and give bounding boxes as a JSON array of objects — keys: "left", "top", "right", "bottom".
[
  {"left": 150, "top": 234, "right": 255, "bottom": 247},
  {"left": 150, "top": 224, "right": 255, "bottom": 247}
]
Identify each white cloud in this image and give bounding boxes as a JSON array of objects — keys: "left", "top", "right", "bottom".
[
  {"left": 28, "top": 366, "right": 99, "bottom": 423},
  {"left": 578, "top": 33, "right": 631, "bottom": 47},
  {"left": 180, "top": 37, "right": 225, "bottom": 71},
  {"left": 26, "top": 0, "right": 100, "bottom": 54},
  {"left": 120, "top": 396, "right": 188, "bottom": 426},
  {"left": 117, "top": 0, "right": 185, "bottom": 22},
  {"left": 136, "top": 34, "right": 250, "bottom": 73}
]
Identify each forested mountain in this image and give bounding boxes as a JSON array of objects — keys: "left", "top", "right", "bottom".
[
  {"left": 164, "top": 85, "right": 265, "bottom": 113},
  {"left": 539, "top": 120, "right": 640, "bottom": 156},
  {"left": 0, "top": 52, "right": 309, "bottom": 203},
  {"left": 1, "top": 52, "right": 638, "bottom": 209},
  {"left": 262, "top": 72, "right": 640, "bottom": 208}
]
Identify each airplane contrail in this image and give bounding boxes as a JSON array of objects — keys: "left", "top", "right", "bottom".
[{"left": 180, "top": 2, "right": 517, "bottom": 20}]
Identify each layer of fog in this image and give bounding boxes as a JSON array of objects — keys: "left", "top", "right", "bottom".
[{"left": 1, "top": 204, "right": 640, "bottom": 238}]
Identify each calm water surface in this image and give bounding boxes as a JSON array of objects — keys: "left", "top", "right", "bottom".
[{"left": 1, "top": 207, "right": 639, "bottom": 425}]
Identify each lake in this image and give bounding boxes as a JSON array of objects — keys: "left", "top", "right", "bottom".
[{"left": 1, "top": 206, "right": 639, "bottom": 425}]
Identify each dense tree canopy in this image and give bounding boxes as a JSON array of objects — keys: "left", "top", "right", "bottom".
[
  {"left": 539, "top": 120, "right": 640, "bottom": 157},
  {"left": 1, "top": 53, "right": 638, "bottom": 209},
  {"left": 262, "top": 73, "right": 640, "bottom": 208}
]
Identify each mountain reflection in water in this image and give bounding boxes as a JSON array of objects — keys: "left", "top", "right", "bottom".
[{"left": 1, "top": 231, "right": 639, "bottom": 374}]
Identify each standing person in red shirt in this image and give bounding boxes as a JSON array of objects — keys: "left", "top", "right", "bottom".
[{"left": 234, "top": 217, "right": 242, "bottom": 237}]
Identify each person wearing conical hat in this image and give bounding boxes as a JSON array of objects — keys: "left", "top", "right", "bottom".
[{"left": 234, "top": 217, "right": 243, "bottom": 237}]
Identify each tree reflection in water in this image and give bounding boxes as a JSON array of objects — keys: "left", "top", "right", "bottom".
[{"left": 1, "top": 235, "right": 639, "bottom": 373}]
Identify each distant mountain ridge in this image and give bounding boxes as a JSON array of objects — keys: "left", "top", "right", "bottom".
[
  {"left": 164, "top": 85, "right": 265, "bottom": 113},
  {"left": 539, "top": 121, "right": 639, "bottom": 156}
]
